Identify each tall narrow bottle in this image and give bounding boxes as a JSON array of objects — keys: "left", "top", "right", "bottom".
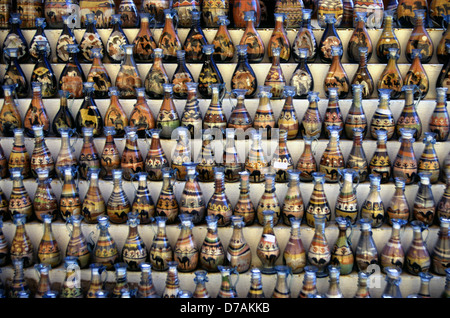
[
  {"left": 10, "top": 214, "right": 34, "bottom": 268},
  {"left": 33, "top": 168, "right": 58, "bottom": 222},
  {"left": 115, "top": 44, "right": 142, "bottom": 99},
  {"left": 37, "top": 214, "right": 61, "bottom": 268},
  {"left": 233, "top": 171, "right": 256, "bottom": 226},
  {"left": 319, "top": 126, "right": 345, "bottom": 183},
  {"left": 24, "top": 82, "right": 50, "bottom": 137},
  {"left": 335, "top": 169, "right": 359, "bottom": 224},
  {"left": 281, "top": 170, "right": 305, "bottom": 225},
  {"left": 296, "top": 135, "right": 318, "bottom": 182},
  {"left": 79, "top": 127, "right": 101, "bottom": 180},
  {"left": 323, "top": 87, "right": 344, "bottom": 139},
  {"left": 227, "top": 215, "right": 252, "bottom": 272},
  {"left": 256, "top": 173, "right": 281, "bottom": 225},
  {"left": 158, "top": 9, "right": 182, "bottom": 63},
  {"left": 257, "top": 210, "right": 280, "bottom": 275},
  {"left": 107, "top": 169, "right": 131, "bottom": 224},
  {"left": 31, "top": 125, "right": 55, "bottom": 178},
  {"left": 149, "top": 216, "right": 173, "bottom": 271},
  {"left": 245, "top": 130, "right": 269, "bottom": 183},
  {"left": 405, "top": 10, "right": 434, "bottom": 64},
  {"left": 370, "top": 89, "right": 395, "bottom": 140},
  {"left": 200, "top": 215, "right": 225, "bottom": 272},
  {"left": 92, "top": 215, "right": 120, "bottom": 270},
  {"left": 405, "top": 220, "right": 431, "bottom": 275},
  {"left": 429, "top": 87, "right": 449, "bottom": 142},
  {"left": 283, "top": 217, "right": 306, "bottom": 274},
  {"left": 222, "top": 129, "right": 244, "bottom": 183},
  {"left": 52, "top": 91, "right": 76, "bottom": 136},
  {"left": 412, "top": 172, "right": 436, "bottom": 226},
  {"left": 301, "top": 91, "right": 322, "bottom": 139},
  {"left": 264, "top": 47, "right": 286, "bottom": 99},
  {"left": 122, "top": 211, "right": 148, "bottom": 271},
  {"left": 180, "top": 163, "right": 205, "bottom": 224},
  {"left": 431, "top": 217, "right": 450, "bottom": 276},
  {"left": 306, "top": 172, "right": 331, "bottom": 227},
  {"left": 157, "top": 84, "right": 181, "bottom": 139},
  {"left": 175, "top": 213, "right": 199, "bottom": 272},
  {"left": 271, "top": 130, "right": 294, "bottom": 183},
  {"left": 253, "top": 86, "right": 276, "bottom": 136},
  {"left": 278, "top": 86, "right": 299, "bottom": 139},
  {"left": 59, "top": 44, "right": 85, "bottom": 99},
  {"left": 404, "top": 50, "right": 429, "bottom": 99},
  {"left": 355, "top": 218, "right": 379, "bottom": 273},
  {"left": 65, "top": 214, "right": 91, "bottom": 269},
  {"left": 369, "top": 129, "right": 392, "bottom": 184},
  {"left": 307, "top": 214, "right": 331, "bottom": 277},
  {"left": 360, "top": 174, "right": 385, "bottom": 228},
  {"left": 75, "top": 82, "right": 103, "bottom": 137},
  {"left": 82, "top": 168, "right": 106, "bottom": 224},
  {"left": 418, "top": 132, "right": 440, "bottom": 184},
  {"left": 331, "top": 217, "right": 354, "bottom": 275},
  {"left": 344, "top": 85, "right": 367, "bottom": 140},
  {"left": 79, "top": 13, "right": 105, "bottom": 63},
  {"left": 380, "top": 218, "right": 407, "bottom": 273}
]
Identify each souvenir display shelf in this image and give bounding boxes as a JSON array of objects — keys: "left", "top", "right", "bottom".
[{"left": 0, "top": 20, "right": 448, "bottom": 298}]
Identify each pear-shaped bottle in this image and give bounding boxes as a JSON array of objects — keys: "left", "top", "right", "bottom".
[{"left": 377, "top": 48, "right": 403, "bottom": 100}]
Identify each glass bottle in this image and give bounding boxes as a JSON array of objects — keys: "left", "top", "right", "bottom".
[
  {"left": 196, "top": 132, "right": 218, "bottom": 183},
  {"left": 376, "top": 10, "right": 400, "bottom": 63},
  {"left": 227, "top": 215, "right": 252, "bottom": 272},
  {"left": 353, "top": 0, "right": 383, "bottom": 28},
  {"left": 271, "top": 130, "right": 294, "bottom": 183},
  {"left": 404, "top": 50, "right": 429, "bottom": 99},
  {"left": 347, "top": 13, "right": 372, "bottom": 64},
  {"left": 429, "top": 87, "right": 449, "bottom": 142},
  {"left": 278, "top": 87, "right": 299, "bottom": 139},
  {"left": 2, "top": 13, "right": 28, "bottom": 64},
  {"left": 130, "top": 88, "right": 156, "bottom": 137},
  {"left": 393, "top": 128, "right": 418, "bottom": 185},
  {"left": 75, "top": 82, "right": 103, "bottom": 137},
  {"left": 245, "top": 130, "right": 269, "bottom": 183},
  {"left": 301, "top": 91, "right": 322, "bottom": 139},
  {"left": 86, "top": 49, "right": 112, "bottom": 99},
  {"left": 239, "top": 10, "right": 265, "bottom": 63},
  {"left": 111, "top": 263, "right": 130, "bottom": 298},
  {"left": 122, "top": 211, "right": 148, "bottom": 271},
  {"left": 283, "top": 217, "right": 306, "bottom": 273},
  {"left": 406, "top": 220, "right": 431, "bottom": 275},
  {"left": 200, "top": 215, "right": 226, "bottom": 271},
  {"left": 431, "top": 217, "right": 450, "bottom": 275},
  {"left": 323, "top": 87, "right": 344, "bottom": 139},
  {"left": 0, "top": 0, "right": 10, "bottom": 29},
  {"left": 0, "top": 85, "right": 22, "bottom": 137},
  {"left": 323, "top": 265, "right": 344, "bottom": 298},
  {"left": 222, "top": 129, "right": 244, "bottom": 183},
  {"left": 413, "top": 172, "right": 436, "bottom": 226},
  {"left": 86, "top": 263, "right": 107, "bottom": 298},
  {"left": 381, "top": 267, "right": 402, "bottom": 298},
  {"left": 369, "top": 129, "right": 392, "bottom": 184},
  {"left": 136, "top": 263, "right": 158, "bottom": 298},
  {"left": 144, "top": 48, "right": 169, "bottom": 99},
  {"left": 268, "top": 13, "right": 290, "bottom": 63},
  {"left": 192, "top": 270, "right": 210, "bottom": 298},
  {"left": 360, "top": 174, "right": 385, "bottom": 227},
  {"left": 106, "top": 14, "right": 129, "bottom": 63},
  {"left": 254, "top": 86, "right": 276, "bottom": 135},
  {"left": 162, "top": 261, "right": 181, "bottom": 298},
  {"left": 9, "top": 258, "right": 30, "bottom": 298},
  {"left": 231, "top": 45, "right": 257, "bottom": 98},
  {"left": 100, "top": 127, "right": 121, "bottom": 181},
  {"left": 397, "top": 85, "right": 422, "bottom": 140},
  {"left": 202, "top": 0, "right": 229, "bottom": 27},
  {"left": 104, "top": 87, "right": 128, "bottom": 138},
  {"left": 117, "top": 0, "right": 139, "bottom": 27},
  {"left": 52, "top": 91, "right": 76, "bottom": 136},
  {"left": 24, "top": 82, "right": 50, "bottom": 138},
  {"left": 344, "top": 85, "right": 367, "bottom": 140},
  {"left": 377, "top": 48, "right": 403, "bottom": 100},
  {"left": 158, "top": 9, "right": 182, "bottom": 63},
  {"left": 292, "top": 9, "right": 317, "bottom": 63},
  {"left": 233, "top": 171, "right": 256, "bottom": 226},
  {"left": 116, "top": 44, "right": 142, "bottom": 99},
  {"left": 234, "top": 0, "right": 261, "bottom": 27},
  {"left": 180, "top": 83, "right": 202, "bottom": 137},
  {"left": 247, "top": 268, "right": 265, "bottom": 298},
  {"left": 335, "top": 169, "right": 359, "bottom": 224},
  {"left": 175, "top": 213, "right": 199, "bottom": 272},
  {"left": 131, "top": 172, "right": 155, "bottom": 225},
  {"left": 346, "top": 128, "right": 368, "bottom": 182},
  {"left": 298, "top": 265, "right": 319, "bottom": 298},
  {"left": 257, "top": 210, "right": 280, "bottom": 274},
  {"left": 256, "top": 173, "right": 281, "bottom": 225},
  {"left": 282, "top": 170, "right": 305, "bottom": 224},
  {"left": 198, "top": 45, "right": 224, "bottom": 99},
  {"left": 79, "top": 13, "right": 105, "bottom": 63},
  {"left": 355, "top": 218, "right": 379, "bottom": 273},
  {"left": 324, "top": 46, "right": 349, "bottom": 100},
  {"left": 8, "top": 168, "right": 33, "bottom": 221},
  {"left": 418, "top": 132, "right": 440, "bottom": 184},
  {"left": 93, "top": 215, "right": 119, "bottom": 270},
  {"left": 203, "top": 84, "right": 227, "bottom": 134},
  {"left": 307, "top": 214, "right": 331, "bottom": 277},
  {"left": 207, "top": 168, "right": 233, "bottom": 227},
  {"left": 141, "top": 0, "right": 171, "bottom": 27},
  {"left": 318, "top": 15, "right": 342, "bottom": 64},
  {"left": 296, "top": 135, "right": 318, "bottom": 182},
  {"left": 33, "top": 168, "right": 58, "bottom": 222},
  {"left": 79, "top": 126, "right": 101, "bottom": 180},
  {"left": 156, "top": 84, "right": 181, "bottom": 139},
  {"left": 34, "top": 263, "right": 52, "bottom": 298},
  {"left": 172, "top": 50, "right": 194, "bottom": 99},
  {"left": 183, "top": 10, "right": 207, "bottom": 63},
  {"left": 212, "top": 15, "right": 235, "bottom": 63},
  {"left": 31, "top": 125, "right": 55, "bottom": 179},
  {"left": 437, "top": 174, "right": 450, "bottom": 221},
  {"left": 172, "top": 0, "right": 200, "bottom": 27},
  {"left": 437, "top": 16, "right": 450, "bottom": 63},
  {"left": 217, "top": 265, "right": 239, "bottom": 298},
  {"left": 132, "top": 13, "right": 158, "bottom": 63},
  {"left": 380, "top": 218, "right": 407, "bottom": 273},
  {"left": 405, "top": 10, "right": 433, "bottom": 64},
  {"left": 331, "top": 217, "right": 354, "bottom": 275},
  {"left": 145, "top": 129, "right": 169, "bottom": 181},
  {"left": 352, "top": 47, "right": 374, "bottom": 99},
  {"left": 317, "top": 0, "right": 344, "bottom": 27},
  {"left": 409, "top": 272, "right": 434, "bottom": 298},
  {"left": 79, "top": 0, "right": 115, "bottom": 28},
  {"left": 82, "top": 168, "right": 106, "bottom": 223},
  {"left": 65, "top": 214, "right": 91, "bottom": 269},
  {"left": 397, "top": 0, "right": 427, "bottom": 27},
  {"left": 264, "top": 47, "right": 286, "bottom": 99},
  {"left": 10, "top": 214, "right": 34, "bottom": 268},
  {"left": 386, "top": 178, "right": 410, "bottom": 225},
  {"left": 171, "top": 129, "right": 192, "bottom": 181},
  {"left": 271, "top": 265, "right": 292, "bottom": 298},
  {"left": 59, "top": 166, "right": 81, "bottom": 222},
  {"left": 370, "top": 89, "right": 395, "bottom": 140},
  {"left": 437, "top": 43, "right": 450, "bottom": 99},
  {"left": 107, "top": 169, "right": 131, "bottom": 224},
  {"left": 180, "top": 163, "right": 205, "bottom": 224},
  {"left": 29, "top": 18, "right": 51, "bottom": 64},
  {"left": 290, "top": 49, "right": 314, "bottom": 100},
  {"left": 2, "top": 48, "right": 28, "bottom": 99},
  {"left": 149, "top": 216, "right": 173, "bottom": 271},
  {"left": 37, "top": 214, "right": 61, "bottom": 267},
  {"left": 55, "top": 15, "right": 77, "bottom": 63},
  {"left": 319, "top": 126, "right": 345, "bottom": 183}
]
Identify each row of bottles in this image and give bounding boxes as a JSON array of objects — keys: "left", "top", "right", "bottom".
[
  {"left": 0, "top": 211, "right": 449, "bottom": 298},
  {"left": 4, "top": 0, "right": 448, "bottom": 30}
]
